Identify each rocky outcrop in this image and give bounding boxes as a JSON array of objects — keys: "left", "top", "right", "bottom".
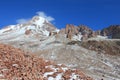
[
  {"left": 62, "top": 24, "right": 120, "bottom": 40},
  {"left": 59, "top": 28, "right": 65, "bottom": 34},
  {"left": 0, "top": 43, "right": 93, "bottom": 80},
  {"left": 59, "top": 24, "right": 96, "bottom": 41},
  {"left": 65, "top": 24, "right": 79, "bottom": 35},
  {"left": 101, "top": 25, "right": 120, "bottom": 39},
  {"left": 25, "top": 29, "right": 31, "bottom": 35},
  {"left": 78, "top": 25, "right": 96, "bottom": 38},
  {"left": 59, "top": 24, "right": 79, "bottom": 40},
  {"left": 65, "top": 24, "right": 78, "bottom": 39}
]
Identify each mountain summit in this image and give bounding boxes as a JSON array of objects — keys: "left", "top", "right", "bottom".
[{"left": 0, "top": 15, "right": 58, "bottom": 42}]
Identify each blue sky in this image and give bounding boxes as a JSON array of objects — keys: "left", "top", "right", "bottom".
[{"left": 0, "top": 0, "right": 120, "bottom": 30}]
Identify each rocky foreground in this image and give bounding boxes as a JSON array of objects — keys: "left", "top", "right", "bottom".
[{"left": 0, "top": 43, "right": 92, "bottom": 80}]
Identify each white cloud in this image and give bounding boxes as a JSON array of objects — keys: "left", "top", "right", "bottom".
[
  {"left": 16, "top": 11, "right": 55, "bottom": 24},
  {"left": 36, "top": 11, "right": 55, "bottom": 22},
  {"left": 16, "top": 18, "right": 30, "bottom": 24}
]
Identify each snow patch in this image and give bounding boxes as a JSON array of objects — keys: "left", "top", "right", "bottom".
[
  {"left": 88, "top": 35, "right": 108, "bottom": 41},
  {"left": 97, "top": 35, "right": 108, "bottom": 39},
  {"left": 42, "top": 30, "right": 49, "bottom": 36},
  {"left": 0, "top": 74, "right": 4, "bottom": 77},
  {"left": 70, "top": 73, "right": 80, "bottom": 80},
  {"left": 72, "top": 33, "right": 82, "bottom": 41},
  {"left": 32, "top": 16, "right": 46, "bottom": 27},
  {"left": 48, "top": 77, "right": 54, "bottom": 80},
  {"left": 61, "top": 67, "right": 68, "bottom": 72},
  {"left": 12, "top": 64, "right": 18, "bottom": 67},
  {"left": 55, "top": 73, "right": 63, "bottom": 79},
  {"left": 43, "top": 72, "right": 54, "bottom": 77}
]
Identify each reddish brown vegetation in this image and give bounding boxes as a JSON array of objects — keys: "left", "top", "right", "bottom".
[{"left": 0, "top": 44, "right": 93, "bottom": 80}]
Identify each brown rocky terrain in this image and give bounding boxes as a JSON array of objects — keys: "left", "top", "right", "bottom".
[{"left": 0, "top": 43, "right": 93, "bottom": 80}]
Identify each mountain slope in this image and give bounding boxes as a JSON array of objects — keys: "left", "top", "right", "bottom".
[
  {"left": 0, "top": 43, "right": 93, "bottom": 80},
  {"left": 0, "top": 15, "right": 120, "bottom": 80}
]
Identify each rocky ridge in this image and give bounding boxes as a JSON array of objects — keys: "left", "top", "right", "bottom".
[{"left": 58, "top": 24, "right": 120, "bottom": 41}]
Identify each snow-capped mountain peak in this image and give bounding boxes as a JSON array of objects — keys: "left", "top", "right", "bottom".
[
  {"left": 0, "top": 15, "right": 58, "bottom": 42},
  {"left": 31, "top": 16, "right": 48, "bottom": 26}
]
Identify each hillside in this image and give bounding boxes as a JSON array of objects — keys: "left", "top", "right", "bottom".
[
  {"left": 0, "top": 15, "right": 120, "bottom": 80},
  {"left": 0, "top": 43, "right": 92, "bottom": 80}
]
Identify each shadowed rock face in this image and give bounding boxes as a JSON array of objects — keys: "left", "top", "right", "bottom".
[
  {"left": 101, "top": 25, "right": 120, "bottom": 39},
  {"left": 0, "top": 43, "right": 93, "bottom": 80}
]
